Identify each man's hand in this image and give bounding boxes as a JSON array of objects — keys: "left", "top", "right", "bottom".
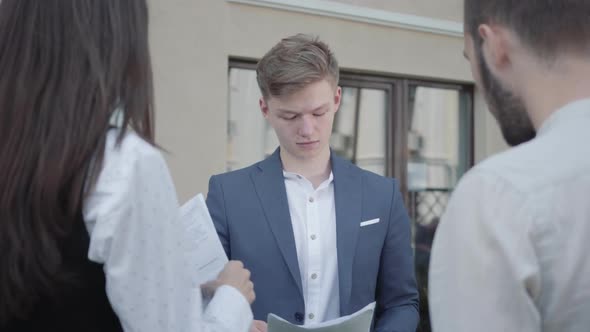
[
  {"left": 250, "top": 320, "right": 268, "bottom": 332},
  {"left": 213, "top": 260, "right": 255, "bottom": 303}
]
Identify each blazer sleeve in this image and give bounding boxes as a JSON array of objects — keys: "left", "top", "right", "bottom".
[
  {"left": 374, "top": 180, "right": 420, "bottom": 332},
  {"left": 206, "top": 175, "right": 231, "bottom": 258}
]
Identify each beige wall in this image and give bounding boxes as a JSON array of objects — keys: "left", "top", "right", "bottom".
[
  {"left": 226, "top": 3, "right": 470, "bottom": 81},
  {"left": 149, "top": 0, "right": 229, "bottom": 201},
  {"left": 149, "top": 0, "right": 506, "bottom": 201}
]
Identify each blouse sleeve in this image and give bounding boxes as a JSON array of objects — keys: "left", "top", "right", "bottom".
[{"left": 83, "top": 131, "right": 253, "bottom": 332}]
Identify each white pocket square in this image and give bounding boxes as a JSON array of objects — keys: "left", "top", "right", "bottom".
[{"left": 360, "top": 218, "right": 380, "bottom": 227}]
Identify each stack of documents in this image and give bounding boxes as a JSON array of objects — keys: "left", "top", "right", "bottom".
[
  {"left": 267, "top": 302, "right": 375, "bottom": 332},
  {"left": 180, "top": 194, "right": 228, "bottom": 288}
]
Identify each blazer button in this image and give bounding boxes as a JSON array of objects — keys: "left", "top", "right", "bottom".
[{"left": 294, "top": 312, "right": 304, "bottom": 323}]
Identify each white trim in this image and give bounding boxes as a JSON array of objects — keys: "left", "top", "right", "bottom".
[
  {"left": 226, "top": 0, "right": 463, "bottom": 37},
  {"left": 360, "top": 218, "right": 380, "bottom": 227}
]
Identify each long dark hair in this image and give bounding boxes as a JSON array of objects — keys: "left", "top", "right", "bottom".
[{"left": 0, "top": 0, "right": 154, "bottom": 322}]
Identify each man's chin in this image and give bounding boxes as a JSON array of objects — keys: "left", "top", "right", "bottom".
[
  {"left": 295, "top": 146, "right": 325, "bottom": 160},
  {"left": 501, "top": 128, "right": 536, "bottom": 147}
]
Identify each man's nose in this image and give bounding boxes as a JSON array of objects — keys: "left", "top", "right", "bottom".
[{"left": 298, "top": 115, "right": 314, "bottom": 137}]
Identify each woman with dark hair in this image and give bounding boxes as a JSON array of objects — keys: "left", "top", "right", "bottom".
[{"left": 0, "top": 1, "right": 254, "bottom": 331}]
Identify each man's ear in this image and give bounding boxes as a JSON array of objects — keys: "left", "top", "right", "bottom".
[
  {"left": 260, "top": 97, "right": 269, "bottom": 118},
  {"left": 478, "top": 23, "right": 512, "bottom": 71},
  {"left": 334, "top": 86, "right": 342, "bottom": 113}
]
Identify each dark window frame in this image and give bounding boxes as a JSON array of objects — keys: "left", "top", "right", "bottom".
[{"left": 228, "top": 59, "right": 475, "bottom": 199}]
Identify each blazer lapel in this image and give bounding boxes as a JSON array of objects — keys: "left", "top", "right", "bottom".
[
  {"left": 332, "top": 153, "right": 362, "bottom": 314},
  {"left": 251, "top": 149, "right": 303, "bottom": 297}
]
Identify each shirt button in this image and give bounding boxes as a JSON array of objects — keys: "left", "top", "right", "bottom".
[
  {"left": 311, "top": 273, "right": 318, "bottom": 280},
  {"left": 310, "top": 234, "right": 317, "bottom": 240},
  {"left": 308, "top": 313, "right": 315, "bottom": 320},
  {"left": 308, "top": 197, "right": 314, "bottom": 203},
  {"left": 294, "top": 312, "right": 304, "bottom": 323}
]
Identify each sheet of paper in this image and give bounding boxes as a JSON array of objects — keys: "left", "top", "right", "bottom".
[
  {"left": 180, "top": 193, "right": 228, "bottom": 287},
  {"left": 267, "top": 302, "right": 375, "bottom": 332}
]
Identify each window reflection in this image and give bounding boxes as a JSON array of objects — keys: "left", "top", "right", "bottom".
[
  {"left": 227, "top": 68, "right": 278, "bottom": 171},
  {"left": 407, "top": 85, "right": 471, "bottom": 332},
  {"left": 332, "top": 87, "right": 387, "bottom": 175}
]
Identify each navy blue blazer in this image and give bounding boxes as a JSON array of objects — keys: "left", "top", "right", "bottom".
[{"left": 206, "top": 149, "right": 419, "bottom": 331}]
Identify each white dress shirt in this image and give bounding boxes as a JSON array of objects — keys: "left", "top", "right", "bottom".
[
  {"left": 429, "top": 99, "right": 590, "bottom": 332},
  {"left": 283, "top": 171, "right": 340, "bottom": 325},
  {"left": 83, "top": 129, "right": 253, "bottom": 332}
]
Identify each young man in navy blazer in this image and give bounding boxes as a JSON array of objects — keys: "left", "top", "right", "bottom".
[{"left": 207, "top": 34, "right": 418, "bottom": 332}]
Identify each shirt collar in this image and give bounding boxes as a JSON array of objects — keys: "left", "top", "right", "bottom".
[
  {"left": 537, "top": 98, "right": 590, "bottom": 137},
  {"left": 283, "top": 170, "right": 334, "bottom": 190}
]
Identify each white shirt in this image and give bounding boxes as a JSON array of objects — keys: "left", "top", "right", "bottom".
[
  {"left": 429, "top": 99, "right": 590, "bottom": 332},
  {"left": 283, "top": 171, "right": 340, "bottom": 325},
  {"left": 83, "top": 129, "right": 253, "bottom": 332}
]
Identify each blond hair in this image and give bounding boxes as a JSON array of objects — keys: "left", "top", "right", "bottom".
[{"left": 256, "top": 34, "right": 339, "bottom": 99}]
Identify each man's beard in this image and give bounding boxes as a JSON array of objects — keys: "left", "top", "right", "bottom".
[{"left": 477, "top": 46, "right": 536, "bottom": 146}]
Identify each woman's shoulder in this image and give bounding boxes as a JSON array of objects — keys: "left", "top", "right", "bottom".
[
  {"left": 104, "top": 129, "right": 162, "bottom": 165},
  {"left": 84, "top": 129, "right": 175, "bottom": 238},
  {"left": 92, "top": 129, "right": 172, "bottom": 201}
]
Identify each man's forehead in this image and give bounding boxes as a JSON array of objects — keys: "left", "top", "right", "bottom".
[{"left": 267, "top": 89, "right": 334, "bottom": 109}]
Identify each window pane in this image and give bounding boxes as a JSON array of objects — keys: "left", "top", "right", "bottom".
[
  {"left": 227, "top": 68, "right": 277, "bottom": 171},
  {"left": 331, "top": 87, "right": 357, "bottom": 160},
  {"left": 356, "top": 88, "right": 387, "bottom": 176},
  {"left": 408, "top": 86, "right": 468, "bottom": 191},
  {"left": 407, "top": 85, "right": 471, "bottom": 332},
  {"left": 332, "top": 86, "right": 387, "bottom": 176}
]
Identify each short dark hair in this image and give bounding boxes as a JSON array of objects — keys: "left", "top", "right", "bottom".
[
  {"left": 256, "top": 34, "right": 339, "bottom": 99},
  {"left": 464, "top": 0, "right": 590, "bottom": 58}
]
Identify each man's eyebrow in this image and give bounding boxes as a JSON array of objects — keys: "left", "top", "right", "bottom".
[
  {"left": 277, "top": 104, "right": 329, "bottom": 114},
  {"left": 276, "top": 109, "right": 299, "bottom": 114}
]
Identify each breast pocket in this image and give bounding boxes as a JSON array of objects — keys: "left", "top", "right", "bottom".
[{"left": 356, "top": 217, "right": 387, "bottom": 263}]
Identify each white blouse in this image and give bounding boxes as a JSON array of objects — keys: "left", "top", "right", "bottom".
[{"left": 83, "top": 129, "right": 253, "bottom": 332}]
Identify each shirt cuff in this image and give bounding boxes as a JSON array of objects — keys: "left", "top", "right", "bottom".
[{"left": 204, "top": 285, "right": 253, "bottom": 332}]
